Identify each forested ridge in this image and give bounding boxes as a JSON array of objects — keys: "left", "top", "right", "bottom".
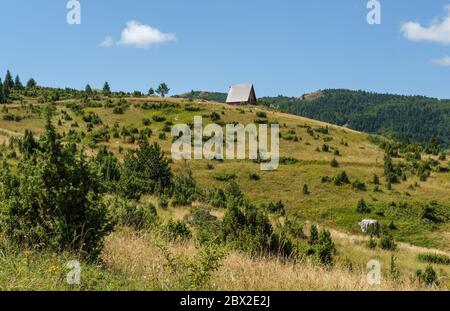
[{"left": 260, "top": 89, "right": 450, "bottom": 148}]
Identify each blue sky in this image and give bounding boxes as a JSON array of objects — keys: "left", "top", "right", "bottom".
[{"left": 1, "top": 0, "right": 450, "bottom": 98}]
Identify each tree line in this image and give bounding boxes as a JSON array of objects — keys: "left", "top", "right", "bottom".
[
  {"left": 260, "top": 89, "right": 450, "bottom": 148},
  {"left": 0, "top": 69, "right": 171, "bottom": 103}
]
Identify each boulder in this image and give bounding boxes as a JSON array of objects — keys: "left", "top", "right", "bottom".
[{"left": 359, "top": 219, "right": 379, "bottom": 233}]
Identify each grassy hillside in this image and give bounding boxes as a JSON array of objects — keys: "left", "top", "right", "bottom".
[
  {"left": 261, "top": 89, "right": 450, "bottom": 148},
  {"left": 0, "top": 90, "right": 449, "bottom": 290},
  {"left": 173, "top": 90, "right": 227, "bottom": 103}
]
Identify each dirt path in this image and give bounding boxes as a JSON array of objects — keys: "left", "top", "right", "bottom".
[{"left": 328, "top": 227, "right": 450, "bottom": 256}]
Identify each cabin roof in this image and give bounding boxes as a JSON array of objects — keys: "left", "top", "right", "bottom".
[{"left": 226, "top": 83, "right": 254, "bottom": 103}]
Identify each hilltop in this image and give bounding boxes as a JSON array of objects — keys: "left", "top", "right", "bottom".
[{"left": 173, "top": 89, "right": 450, "bottom": 148}]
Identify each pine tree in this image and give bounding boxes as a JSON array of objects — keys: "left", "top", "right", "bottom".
[
  {"left": 308, "top": 224, "right": 319, "bottom": 245},
  {"left": 0, "top": 78, "right": 4, "bottom": 103},
  {"left": 103, "top": 81, "right": 111, "bottom": 96},
  {"left": 119, "top": 141, "right": 173, "bottom": 199},
  {"left": 26, "top": 78, "right": 37, "bottom": 89},
  {"left": 4, "top": 70, "right": 14, "bottom": 89},
  {"left": 85, "top": 84, "right": 93, "bottom": 96},
  {"left": 2, "top": 75, "right": 10, "bottom": 100},
  {"left": 330, "top": 157, "right": 339, "bottom": 167},
  {"left": 14, "top": 75, "right": 24, "bottom": 90},
  {"left": 19, "top": 129, "right": 38, "bottom": 160},
  {"left": 0, "top": 110, "right": 114, "bottom": 259},
  {"left": 148, "top": 87, "right": 155, "bottom": 96}
]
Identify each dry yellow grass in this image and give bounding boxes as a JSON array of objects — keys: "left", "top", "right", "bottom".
[{"left": 101, "top": 229, "right": 442, "bottom": 291}]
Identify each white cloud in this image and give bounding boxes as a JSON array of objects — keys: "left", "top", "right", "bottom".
[
  {"left": 117, "top": 20, "right": 176, "bottom": 48},
  {"left": 432, "top": 55, "right": 450, "bottom": 66},
  {"left": 99, "top": 36, "right": 114, "bottom": 48},
  {"left": 401, "top": 5, "right": 450, "bottom": 44}
]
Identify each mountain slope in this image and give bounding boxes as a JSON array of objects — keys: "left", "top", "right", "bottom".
[{"left": 261, "top": 89, "right": 450, "bottom": 148}]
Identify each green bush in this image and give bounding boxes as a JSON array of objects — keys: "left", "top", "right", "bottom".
[
  {"left": 279, "top": 157, "right": 299, "bottom": 165},
  {"left": 152, "top": 115, "right": 166, "bottom": 122},
  {"left": 352, "top": 180, "right": 367, "bottom": 191},
  {"left": 284, "top": 217, "right": 305, "bottom": 239},
  {"left": 302, "top": 184, "right": 309, "bottom": 195},
  {"left": 256, "top": 111, "right": 267, "bottom": 118},
  {"left": 206, "top": 188, "right": 226, "bottom": 209},
  {"left": 421, "top": 201, "right": 444, "bottom": 223},
  {"left": 330, "top": 158, "right": 339, "bottom": 167},
  {"left": 248, "top": 172, "right": 260, "bottom": 180},
  {"left": 106, "top": 196, "right": 158, "bottom": 230},
  {"left": 333, "top": 171, "right": 350, "bottom": 186},
  {"left": 0, "top": 115, "right": 114, "bottom": 260},
  {"left": 373, "top": 174, "right": 380, "bottom": 185},
  {"left": 172, "top": 166, "right": 198, "bottom": 206},
  {"left": 112, "top": 106, "right": 124, "bottom": 114},
  {"left": 158, "top": 196, "right": 169, "bottom": 209},
  {"left": 308, "top": 224, "right": 319, "bottom": 246},
  {"left": 163, "top": 219, "right": 192, "bottom": 241},
  {"left": 366, "top": 237, "right": 377, "bottom": 249},
  {"left": 213, "top": 172, "right": 236, "bottom": 182},
  {"left": 263, "top": 201, "right": 285, "bottom": 215},
  {"left": 356, "top": 198, "right": 371, "bottom": 214},
  {"left": 415, "top": 265, "right": 439, "bottom": 286},
  {"left": 314, "top": 229, "right": 336, "bottom": 266},
  {"left": 307, "top": 225, "right": 336, "bottom": 266},
  {"left": 221, "top": 200, "right": 280, "bottom": 256},
  {"left": 184, "top": 207, "right": 221, "bottom": 244},
  {"left": 379, "top": 232, "right": 396, "bottom": 251},
  {"left": 417, "top": 253, "right": 450, "bottom": 265},
  {"left": 118, "top": 141, "right": 172, "bottom": 199}
]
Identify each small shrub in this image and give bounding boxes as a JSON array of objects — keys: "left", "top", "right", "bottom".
[
  {"left": 113, "top": 199, "right": 158, "bottom": 230},
  {"left": 415, "top": 265, "right": 439, "bottom": 286},
  {"left": 302, "top": 184, "right": 309, "bottom": 195},
  {"left": 366, "top": 237, "right": 377, "bottom": 249},
  {"left": 256, "top": 111, "right": 267, "bottom": 118},
  {"left": 163, "top": 219, "right": 192, "bottom": 241},
  {"left": 248, "top": 172, "right": 260, "bottom": 181},
  {"left": 388, "top": 221, "right": 397, "bottom": 230},
  {"left": 264, "top": 201, "right": 285, "bottom": 215},
  {"left": 333, "top": 171, "right": 350, "bottom": 186},
  {"left": 213, "top": 172, "right": 236, "bottom": 182},
  {"left": 330, "top": 158, "right": 339, "bottom": 167},
  {"left": 279, "top": 157, "right": 299, "bottom": 165},
  {"left": 172, "top": 166, "right": 198, "bottom": 206},
  {"left": 313, "top": 229, "right": 336, "bottom": 266},
  {"left": 379, "top": 232, "right": 396, "bottom": 251},
  {"left": 352, "top": 180, "right": 367, "bottom": 191},
  {"left": 356, "top": 198, "right": 371, "bottom": 214},
  {"left": 152, "top": 115, "right": 166, "bottom": 122},
  {"left": 206, "top": 188, "right": 226, "bottom": 209},
  {"left": 112, "top": 106, "right": 124, "bottom": 114},
  {"left": 158, "top": 196, "right": 169, "bottom": 209},
  {"left": 373, "top": 174, "right": 380, "bottom": 185},
  {"left": 321, "top": 176, "right": 331, "bottom": 183}
]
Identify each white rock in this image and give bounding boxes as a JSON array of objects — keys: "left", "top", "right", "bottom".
[{"left": 359, "top": 219, "right": 379, "bottom": 233}]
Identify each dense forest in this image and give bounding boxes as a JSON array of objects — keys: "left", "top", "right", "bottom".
[{"left": 260, "top": 90, "right": 450, "bottom": 148}]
